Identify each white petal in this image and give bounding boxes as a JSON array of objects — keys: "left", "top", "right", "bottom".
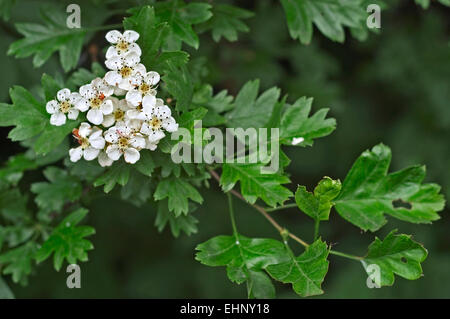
[
  {"left": 89, "top": 135, "right": 105, "bottom": 150},
  {"left": 129, "top": 74, "right": 143, "bottom": 87},
  {"left": 69, "top": 147, "right": 83, "bottom": 162},
  {"left": 155, "top": 98, "right": 164, "bottom": 107},
  {"left": 75, "top": 98, "right": 90, "bottom": 112},
  {"left": 130, "top": 135, "right": 146, "bottom": 149},
  {"left": 104, "top": 128, "right": 119, "bottom": 143},
  {"left": 162, "top": 117, "right": 178, "bottom": 132},
  {"left": 79, "top": 84, "right": 96, "bottom": 99},
  {"left": 145, "top": 71, "right": 160, "bottom": 86},
  {"left": 105, "top": 30, "right": 122, "bottom": 44},
  {"left": 126, "top": 118, "right": 143, "bottom": 131},
  {"left": 128, "top": 43, "right": 142, "bottom": 56},
  {"left": 102, "top": 114, "right": 115, "bottom": 127},
  {"left": 123, "top": 30, "right": 140, "bottom": 43},
  {"left": 57, "top": 88, "right": 70, "bottom": 102},
  {"left": 50, "top": 112, "right": 66, "bottom": 126},
  {"left": 118, "top": 99, "right": 132, "bottom": 111},
  {"left": 125, "top": 90, "right": 142, "bottom": 106},
  {"left": 146, "top": 140, "right": 158, "bottom": 151},
  {"left": 126, "top": 109, "right": 143, "bottom": 120},
  {"left": 118, "top": 78, "right": 133, "bottom": 91},
  {"left": 114, "top": 87, "right": 127, "bottom": 96},
  {"left": 140, "top": 122, "right": 151, "bottom": 135},
  {"left": 133, "top": 63, "right": 146, "bottom": 76},
  {"left": 142, "top": 95, "right": 156, "bottom": 114},
  {"left": 100, "top": 99, "right": 114, "bottom": 115},
  {"left": 106, "top": 144, "right": 122, "bottom": 161},
  {"left": 155, "top": 105, "right": 172, "bottom": 119},
  {"left": 78, "top": 122, "right": 92, "bottom": 137},
  {"left": 123, "top": 51, "right": 140, "bottom": 67},
  {"left": 148, "top": 130, "right": 165, "bottom": 143},
  {"left": 98, "top": 151, "right": 113, "bottom": 167},
  {"left": 105, "top": 56, "right": 123, "bottom": 71},
  {"left": 87, "top": 109, "right": 104, "bottom": 125},
  {"left": 67, "top": 108, "right": 79, "bottom": 120},
  {"left": 83, "top": 147, "right": 100, "bottom": 161},
  {"left": 104, "top": 71, "right": 122, "bottom": 87},
  {"left": 106, "top": 46, "right": 119, "bottom": 59},
  {"left": 69, "top": 92, "right": 81, "bottom": 104},
  {"left": 124, "top": 148, "right": 140, "bottom": 164},
  {"left": 46, "top": 100, "right": 58, "bottom": 114}
]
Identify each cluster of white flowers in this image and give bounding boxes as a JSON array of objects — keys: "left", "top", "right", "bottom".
[{"left": 46, "top": 30, "right": 178, "bottom": 166}]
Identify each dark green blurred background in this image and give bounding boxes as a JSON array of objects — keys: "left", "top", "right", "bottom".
[{"left": 0, "top": 0, "right": 449, "bottom": 298}]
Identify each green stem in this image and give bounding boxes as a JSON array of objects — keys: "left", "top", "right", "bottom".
[
  {"left": 329, "top": 250, "right": 363, "bottom": 261},
  {"left": 227, "top": 192, "right": 238, "bottom": 235},
  {"left": 265, "top": 203, "right": 297, "bottom": 212},
  {"left": 313, "top": 219, "right": 320, "bottom": 241}
]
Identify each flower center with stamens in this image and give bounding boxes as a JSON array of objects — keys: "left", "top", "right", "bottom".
[
  {"left": 150, "top": 116, "right": 162, "bottom": 130},
  {"left": 59, "top": 101, "right": 71, "bottom": 113},
  {"left": 116, "top": 40, "right": 129, "bottom": 52},
  {"left": 80, "top": 137, "right": 90, "bottom": 149},
  {"left": 114, "top": 109, "right": 125, "bottom": 121},
  {"left": 90, "top": 97, "right": 103, "bottom": 109},
  {"left": 120, "top": 67, "right": 132, "bottom": 78},
  {"left": 139, "top": 83, "right": 150, "bottom": 94},
  {"left": 118, "top": 137, "right": 130, "bottom": 150}
]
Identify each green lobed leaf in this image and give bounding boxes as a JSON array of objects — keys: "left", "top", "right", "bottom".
[
  {"left": 154, "top": 177, "right": 203, "bottom": 216},
  {"left": 225, "top": 80, "right": 280, "bottom": 129},
  {"left": 220, "top": 162, "right": 293, "bottom": 207},
  {"left": 162, "top": 62, "right": 194, "bottom": 112},
  {"left": 0, "top": 77, "right": 80, "bottom": 155},
  {"left": 281, "top": 0, "right": 367, "bottom": 44},
  {"left": 295, "top": 177, "right": 342, "bottom": 221},
  {"left": 0, "top": 241, "right": 37, "bottom": 284},
  {"left": 334, "top": 144, "right": 446, "bottom": 232},
  {"left": 197, "top": 4, "right": 254, "bottom": 42},
  {"left": 35, "top": 208, "right": 95, "bottom": 271},
  {"left": 362, "top": 230, "right": 428, "bottom": 286},
  {"left": 280, "top": 97, "right": 336, "bottom": 147},
  {"left": 93, "top": 162, "right": 131, "bottom": 193},
  {"left": 8, "top": 8, "right": 85, "bottom": 71},
  {"left": 124, "top": 5, "right": 190, "bottom": 73},
  {"left": 154, "top": 200, "right": 199, "bottom": 237},
  {"left": 196, "top": 234, "right": 289, "bottom": 299},
  {"left": 154, "top": 1, "right": 212, "bottom": 50},
  {"left": 0, "top": 276, "right": 14, "bottom": 299},
  {"left": 266, "top": 239, "right": 329, "bottom": 297},
  {"left": 31, "top": 166, "right": 82, "bottom": 215}
]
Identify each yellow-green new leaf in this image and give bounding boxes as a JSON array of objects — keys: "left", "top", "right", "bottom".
[{"left": 295, "top": 177, "right": 341, "bottom": 221}]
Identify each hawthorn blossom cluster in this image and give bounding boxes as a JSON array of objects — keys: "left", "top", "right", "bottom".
[{"left": 46, "top": 30, "right": 178, "bottom": 166}]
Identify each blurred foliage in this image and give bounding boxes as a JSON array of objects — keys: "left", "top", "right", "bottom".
[{"left": 0, "top": 0, "right": 448, "bottom": 298}]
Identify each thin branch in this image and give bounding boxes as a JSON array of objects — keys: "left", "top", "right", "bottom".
[
  {"left": 265, "top": 203, "right": 297, "bottom": 212},
  {"left": 208, "top": 168, "right": 364, "bottom": 261}
]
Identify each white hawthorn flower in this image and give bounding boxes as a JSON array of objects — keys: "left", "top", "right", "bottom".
[
  {"left": 105, "top": 30, "right": 141, "bottom": 59},
  {"left": 104, "top": 123, "right": 146, "bottom": 164},
  {"left": 125, "top": 71, "right": 160, "bottom": 107},
  {"left": 76, "top": 78, "right": 115, "bottom": 125},
  {"left": 138, "top": 95, "right": 178, "bottom": 143},
  {"left": 46, "top": 88, "right": 81, "bottom": 126},
  {"left": 104, "top": 51, "right": 146, "bottom": 91},
  {"left": 101, "top": 97, "right": 133, "bottom": 128},
  {"left": 69, "top": 123, "right": 106, "bottom": 162}
]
